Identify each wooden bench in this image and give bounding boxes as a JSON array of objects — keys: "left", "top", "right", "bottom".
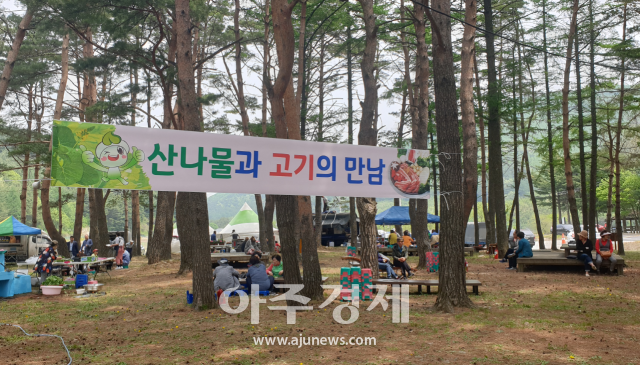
[
  {"left": 517, "top": 251, "right": 624, "bottom": 274},
  {"left": 372, "top": 279, "right": 482, "bottom": 295}
]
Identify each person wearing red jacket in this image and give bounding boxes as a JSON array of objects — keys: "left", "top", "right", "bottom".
[{"left": 595, "top": 231, "right": 617, "bottom": 274}]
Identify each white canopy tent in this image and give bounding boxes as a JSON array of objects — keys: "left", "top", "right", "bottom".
[{"left": 219, "top": 203, "right": 279, "bottom": 243}]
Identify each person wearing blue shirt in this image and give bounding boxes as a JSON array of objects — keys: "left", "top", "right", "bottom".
[
  {"left": 507, "top": 231, "right": 533, "bottom": 270},
  {"left": 69, "top": 236, "right": 79, "bottom": 258},
  {"left": 81, "top": 234, "right": 93, "bottom": 256},
  {"left": 211, "top": 231, "right": 217, "bottom": 242}
]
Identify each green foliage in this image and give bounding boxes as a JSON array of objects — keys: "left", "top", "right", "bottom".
[{"left": 42, "top": 275, "right": 63, "bottom": 286}]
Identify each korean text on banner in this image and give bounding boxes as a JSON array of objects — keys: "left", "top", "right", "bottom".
[{"left": 50, "top": 120, "right": 431, "bottom": 199}]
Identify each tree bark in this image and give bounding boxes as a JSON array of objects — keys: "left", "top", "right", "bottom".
[
  {"left": 73, "top": 188, "right": 85, "bottom": 241},
  {"left": 41, "top": 29, "right": 69, "bottom": 249},
  {"left": 41, "top": 168, "right": 68, "bottom": 257},
  {"left": 275, "top": 195, "right": 302, "bottom": 303},
  {"left": 175, "top": 0, "right": 216, "bottom": 309},
  {"left": 255, "top": 194, "right": 267, "bottom": 249},
  {"left": 315, "top": 196, "right": 322, "bottom": 247},
  {"left": 264, "top": 194, "right": 275, "bottom": 252},
  {"left": 355, "top": 0, "right": 379, "bottom": 278},
  {"left": 234, "top": 0, "right": 250, "bottom": 135},
  {"left": 132, "top": 191, "right": 140, "bottom": 256},
  {"left": 147, "top": 191, "right": 175, "bottom": 263},
  {"left": 561, "top": 0, "right": 581, "bottom": 234},
  {"left": 543, "top": 0, "right": 558, "bottom": 249},
  {"left": 32, "top": 86, "right": 43, "bottom": 228},
  {"left": 588, "top": 0, "right": 598, "bottom": 245},
  {"left": 0, "top": 9, "right": 33, "bottom": 111},
  {"left": 615, "top": 3, "right": 627, "bottom": 254},
  {"left": 431, "top": 0, "right": 473, "bottom": 312},
  {"left": 20, "top": 86, "right": 33, "bottom": 224},
  {"left": 460, "top": 0, "right": 478, "bottom": 223},
  {"left": 268, "top": 0, "right": 321, "bottom": 299},
  {"left": 473, "top": 54, "right": 493, "bottom": 246},
  {"left": 349, "top": 197, "right": 358, "bottom": 245},
  {"left": 148, "top": 191, "right": 154, "bottom": 244},
  {"left": 123, "top": 192, "right": 129, "bottom": 244},
  {"left": 483, "top": 0, "right": 508, "bottom": 255},
  {"left": 411, "top": 0, "right": 431, "bottom": 269},
  {"left": 519, "top": 41, "right": 545, "bottom": 249},
  {"left": 575, "top": 30, "right": 588, "bottom": 228}
]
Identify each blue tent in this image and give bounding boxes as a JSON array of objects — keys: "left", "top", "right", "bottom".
[
  {"left": 375, "top": 206, "right": 440, "bottom": 225},
  {"left": 0, "top": 216, "right": 42, "bottom": 236}
]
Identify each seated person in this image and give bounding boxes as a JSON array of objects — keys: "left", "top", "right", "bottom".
[
  {"left": 246, "top": 255, "right": 274, "bottom": 292},
  {"left": 244, "top": 237, "right": 262, "bottom": 255},
  {"left": 267, "top": 254, "right": 283, "bottom": 278},
  {"left": 595, "top": 230, "right": 617, "bottom": 274},
  {"left": 576, "top": 230, "right": 597, "bottom": 276},
  {"left": 213, "top": 258, "right": 241, "bottom": 293},
  {"left": 402, "top": 231, "right": 415, "bottom": 248},
  {"left": 392, "top": 242, "right": 414, "bottom": 279},
  {"left": 501, "top": 230, "right": 520, "bottom": 263},
  {"left": 378, "top": 252, "right": 398, "bottom": 279},
  {"left": 507, "top": 231, "right": 533, "bottom": 270}
]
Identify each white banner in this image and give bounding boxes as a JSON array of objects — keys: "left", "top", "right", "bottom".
[{"left": 51, "top": 121, "right": 431, "bottom": 199}]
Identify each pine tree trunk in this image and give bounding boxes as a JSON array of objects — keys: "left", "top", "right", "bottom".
[
  {"left": 615, "top": 4, "right": 627, "bottom": 254},
  {"left": 460, "top": 0, "right": 478, "bottom": 223},
  {"left": 147, "top": 191, "right": 175, "bottom": 264},
  {"left": 148, "top": 191, "right": 154, "bottom": 243},
  {"left": 483, "top": 0, "right": 508, "bottom": 255},
  {"left": 474, "top": 53, "right": 493, "bottom": 246},
  {"left": 89, "top": 189, "right": 111, "bottom": 256},
  {"left": 276, "top": 195, "right": 303, "bottom": 293},
  {"left": 74, "top": 188, "right": 85, "bottom": 241},
  {"left": 431, "top": 133, "right": 439, "bottom": 232},
  {"left": 0, "top": 10, "right": 33, "bottom": 111},
  {"left": 268, "top": 0, "right": 320, "bottom": 294},
  {"left": 411, "top": 0, "right": 432, "bottom": 269},
  {"left": 41, "top": 167, "right": 68, "bottom": 256},
  {"left": 561, "top": 0, "right": 582, "bottom": 233},
  {"left": 264, "top": 195, "right": 275, "bottom": 252},
  {"left": 315, "top": 196, "right": 322, "bottom": 247},
  {"left": 124, "top": 192, "right": 129, "bottom": 244},
  {"left": 20, "top": 86, "right": 33, "bottom": 224},
  {"left": 543, "top": 0, "right": 557, "bottom": 249},
  {"left": 349, "top": 197, "right": 358, "bottom": 245},
  {"left": 587, "top": 0, "right": 598, "bottom": 244},
  {"left": 175, "top": 0, "right": 215, "bottom": 309},
  {"left": 255, "top": 194, "right": 267, "bottom": 249},
  {"left": 355, "top": 0, "right": 379, "bottom": 278},
  {"left": 431, "top": 0, "right": 473, "bottom": 312},
  {"left": 132, "top": 191, "right": 140, "bottom": 256},
  {"left": 575, "top": 32, "right": 588, "bottom": 228}
]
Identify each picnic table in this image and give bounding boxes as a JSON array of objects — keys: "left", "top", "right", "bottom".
[
  {"left": 211, "top": 252, "right": 270, "bottom": 266},
  {"left": 517, "top": 250, "right": 624, "bottom": 274},
  {"left": 52, "top": 258, "right": 115, "bottom": 279},
  {"left": 356, "top": 246, "right": 474, "bottom": 256},
  {"left": 371, "top": 278, "right": 482, "bottom": 295},
  {"left": 239, "top": 276, "right": 329, "bottom": 286}
]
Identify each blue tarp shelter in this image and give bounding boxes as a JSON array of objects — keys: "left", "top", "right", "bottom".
[
  {"left": 0, "top": 216, "right": 42, "bottom": 236},
  {"left": 375, "top": 206, "right": 440, "bottom": 225}
]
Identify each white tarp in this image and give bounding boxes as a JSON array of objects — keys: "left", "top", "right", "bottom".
[{"left": 219, "top": 203, "right": 279, "bottom": 243}]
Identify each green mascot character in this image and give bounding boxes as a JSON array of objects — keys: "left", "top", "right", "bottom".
[{"left": 80, "top": 131, "right": 145, "bottom": 185}]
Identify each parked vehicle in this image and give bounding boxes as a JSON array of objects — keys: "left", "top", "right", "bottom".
[
  {"left": 509, "top": 229, "right": 536, "bottom": 247},
  {"left": 550, "top": 224, "right": 574, "bottom": 235},
  {"left": 0, "top": 234, "right": 53, "bottom": 262},
  {"left": 464, "top": 222, "right": 488, "bottom": 247}
]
